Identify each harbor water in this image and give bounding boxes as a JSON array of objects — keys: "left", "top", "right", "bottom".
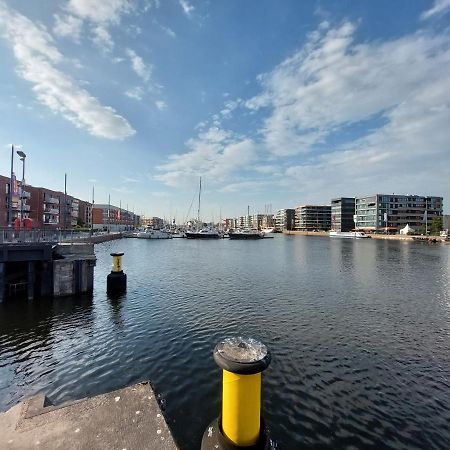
[{"left": 1, "top": 236, "right": 449, "bottom": 449}]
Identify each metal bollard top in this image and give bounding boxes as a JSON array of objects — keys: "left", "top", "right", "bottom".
[
  {"left": 213, "top": 337, "right": 271, "bottom": 375},
  {"left": 110, "top": 252, "right": 124, "bottom": 257}
]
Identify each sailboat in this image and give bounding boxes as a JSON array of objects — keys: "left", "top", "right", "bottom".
[
  {"left": 185, "top": 178, "right": 221, "bottom": 239},
  {"left": 228, "top": 206, "right": 264, "bottom": 240}
]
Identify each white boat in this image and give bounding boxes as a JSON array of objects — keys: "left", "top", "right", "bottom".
[
  {"left": 137, "top": 229, "right": 172, "bottom": 239},
  {"left": 185, "top": 177, "right": 221, "bottom": 239},
  {"left": 261, "top": 227, "right": 274, "bottom": 234},
  {"left": 228, "top": 228, "right": 264, "bottom": 240},
  {"left": 185, "top": 226, "right": 220, "bottom": 239},
  {"left": 329, "top": 231, "right": 370, "bottom": 239}
]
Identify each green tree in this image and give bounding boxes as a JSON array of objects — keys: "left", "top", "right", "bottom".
[{"left": 431, "top": 216, "right": 442, "bottom": 235}]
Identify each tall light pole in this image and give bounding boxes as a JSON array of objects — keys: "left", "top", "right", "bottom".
[
  {"left": 8, "top": 144, "right": 14, "bottom": 227},
  {"left": 16, "top": 150, "right": 26, "bottom": 228}
]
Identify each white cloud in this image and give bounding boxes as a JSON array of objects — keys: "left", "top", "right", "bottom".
[
  {"left": 126, "top": 48, "right": 152, "bottom": 82},
  {"left": 125, "top": 86, "right": 144, "bottom": 100},
  {"left": 66, "top": 0, "right": 132, "bottom": 23},
  {"left": 54, "top": 0, "right": 133, "bottom": 50},
  {"left": 155, "top": 100, "right": 167, "bottom": 110},
  {"left": 247, "top": 21, "right": 450, "bottom": 157},
  {"left": 120, "top": 175, "right": 140, "bottom": 183},
  {"left": 0, "top": 2, "right": 135, "bottom": 139},
  {"left": 53, "top": 13, "right": 83, "bottom": 41},
  {"left": 156, "top": 127, "right": 257, "bottom": 187},
  {"left": 92, "top": 24, "right": 114, "bottom": 52},
  {"left": 160, "top": 24, "right": 176, "bottom": 38},
  {"left": 421, "top": 0, "right": 450, "bottom": 19},
  {"left": 149, "top": 191, "right": 171, "bottom": 198},
  {"left": 179, "top": 0, "right": 194, "bottom": 17},
  {"left": 221, "top": 181, "right": 267, "bottom": 193}
]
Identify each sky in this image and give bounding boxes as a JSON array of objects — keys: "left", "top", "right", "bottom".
[{"left": 0, "top": 0, "right": 449, "bottom": 221}]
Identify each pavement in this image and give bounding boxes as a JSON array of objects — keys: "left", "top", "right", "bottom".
[{"left": 0, "top": 382, "right": 177, "bottom": 450}]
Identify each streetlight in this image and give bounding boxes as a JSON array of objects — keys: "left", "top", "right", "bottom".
[{"left": 16, "top": 150, "right": 26, "bottom": 228}]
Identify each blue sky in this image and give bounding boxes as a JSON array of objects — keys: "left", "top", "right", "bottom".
[{"left": 0, "top": 0, "right": 449, "bottom": 221}]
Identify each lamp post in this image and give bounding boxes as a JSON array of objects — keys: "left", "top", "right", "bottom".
[
  {"left": 16, "top": 150, "right": 26, "bottom": 228},
  {"left": 8, "top": 145, "right": 14, "bottom": 227}
]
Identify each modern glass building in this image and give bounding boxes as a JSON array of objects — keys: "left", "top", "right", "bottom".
[
  {"left": 294, "top": 205, "right": 331, "bottom": 231},
  {"left": 355, "top": 195, "right": 443, "bottom": 231},
  {"left": 331, "top": 197, "right": 355, "bottom": 232},
  {"left": 275, "top": 209, "right": 295, "bottom": 231}
]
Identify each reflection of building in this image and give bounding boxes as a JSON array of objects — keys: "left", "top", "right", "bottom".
[
  {"left": 275, "top": 209, "right": 295, "bottom": 231},
  {"left": 331, "top": 198, "right": 355, "bottom": 232},
  {"left": 355, "top": 194, "right": 443, "bottom": 231},
  {"left": 92, "top": 204, "right": 140, "bottom": 231},
  {"left": 295, "top": 205, "right": 331, "bottom": 231}
]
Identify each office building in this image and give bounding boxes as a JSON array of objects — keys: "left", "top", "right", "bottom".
[
  {"left": 355, "top": 194, "right": 443, "bottom": 231},
  {"left": 275, "top": 209, "right": 295, "bottom": 231},
  {"left": 294, "top": 205, "right": 331, "bottom": 231},
  {"left": 331, "top": 198, "right": 355, "bottom": 232}
]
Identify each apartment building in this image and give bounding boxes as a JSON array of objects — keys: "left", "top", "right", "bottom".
[
  {"left": 92, "top": 204, "right": 140, "bottom": 231},
  {"left": 294, "top": 205, "right": 331, "bottom": 231},
  {"left": 331, "top": 198, "right": 355, "bottom": 232},
  {"left": 0, "top": 174, "right": 31, "bottom": 227},
  {"left": 141, "top": 216, "right": 164, "bottom": 229},
  {"left": 355, "top": 194, "right": 443, "bottom": 231},
  {"left": 275, "top": 209, "right": 295, "bottom": 231}
]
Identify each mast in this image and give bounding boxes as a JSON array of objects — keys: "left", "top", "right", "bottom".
[{"left": 197, "top": 176, "right": 202, "bottom": 229}]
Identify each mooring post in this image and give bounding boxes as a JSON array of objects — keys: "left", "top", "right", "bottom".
[
  {"left": 201, "top": 337, "right": 271, "bottom": 449},
  {"left": 107, "top": 252, "right": 126, "bottom": 295}
]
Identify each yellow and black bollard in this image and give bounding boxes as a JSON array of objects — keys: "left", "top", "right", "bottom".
[
  {"left": 201, "top": 337, "right": 271, "bottom": 450},
  {"left": 106, "top": 252, "right": 127, "bottom": 295}
]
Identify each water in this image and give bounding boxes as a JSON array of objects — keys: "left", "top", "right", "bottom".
[{"left": 1, "top": 236, "right": 449, "bottom": 449}]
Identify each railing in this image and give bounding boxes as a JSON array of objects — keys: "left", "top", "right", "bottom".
[
  {"left": 44, "top": 198, "right": 59, "bottom": 205},
  {"left": 0, "top": 228, "right": 94, "bottom": 244}
]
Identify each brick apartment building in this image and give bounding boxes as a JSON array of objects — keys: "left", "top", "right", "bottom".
[
  {"left": 92, "top": 204, "right": 140, "bottom": 231},
  {"left": 0, "top": 174, "right": 92, "bottom": 228}
]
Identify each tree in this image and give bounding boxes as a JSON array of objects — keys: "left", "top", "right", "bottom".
[{"left": 431, "top": 216, "right": 442, "bottom": 235}]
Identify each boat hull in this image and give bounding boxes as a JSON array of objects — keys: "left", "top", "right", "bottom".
[
  {"left": 228, "top": 233, "right": 264, "bottom": 240},
  {"left": 329, "top": 231, "right": 370, "bottom": 239},
  {"left": 185, "top": 232, "right": 220, "bottom": 239}
]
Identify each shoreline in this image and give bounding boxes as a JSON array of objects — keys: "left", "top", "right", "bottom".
[{"left": 282, "top": 230, "right": 448, "bottom": 243}]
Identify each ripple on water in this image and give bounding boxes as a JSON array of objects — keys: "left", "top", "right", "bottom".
[{"left": 1, "top": 237, "right": 450, "bottom": 449}]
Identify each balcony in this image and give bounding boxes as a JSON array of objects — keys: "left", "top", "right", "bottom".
[
  {"left": 71, "top": 211, "right": 79, "bottom": 218},
  {"left": 45, "top": 197, "right": 59, "bottom": 205},
  {"left": 44, "top": 208, "right": 59, "bottom": 215},
  {"left": 43, "top": 219, "right": 59, "bottom": 225},
  {"left": 20, "top": 190, "right": 31, "bottom": 199},
  {"left": 21, "top": 204, "right": 31, "bottom": 212}
]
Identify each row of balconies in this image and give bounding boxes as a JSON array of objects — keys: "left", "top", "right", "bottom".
[{"left": 44, "top": 197, "right": 59, "bottom": 205}]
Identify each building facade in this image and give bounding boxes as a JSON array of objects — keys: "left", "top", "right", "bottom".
[
  {"left": 92, "top": 204, "right": 139, "bottom": 231},
  {"left": 294, "top": 205, "right": 331, "bottom": 231},
  {"left": 275, "top": 209, "right": 295, "bottom": 231},
  {"left": 331, "top": 198, "right": 355, "bottom": 232},
  {"left": 355, "top": 194, "right": 443, "bottom": 231},
  {"left": 0, "top": 175, "right": 32, "bottom": 227}
]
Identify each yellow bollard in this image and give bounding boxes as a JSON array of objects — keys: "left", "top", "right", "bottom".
[
  {"left": 222, "top": 370, "right": 261, "bottom": 445},
  {"left": 107, "top": 252, "right": 126, "bottom": 294},
  {"left": 111, "top": 252, "right": 123, "bottom": 272},
  {"left": 201, "top": 337, "right": 271, "bottom": 449}
]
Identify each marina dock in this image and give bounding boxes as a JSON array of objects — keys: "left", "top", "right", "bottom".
[{"left": 0, "top": 382, "right": 177, "bottom": 450}]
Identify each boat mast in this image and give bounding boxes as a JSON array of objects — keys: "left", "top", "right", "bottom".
[{"left": 197, "top": 176, "right": 202, "bottom": 229}]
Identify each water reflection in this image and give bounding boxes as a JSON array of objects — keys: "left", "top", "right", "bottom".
[{"left": 0, "top": 237, "right": 449, "bottom": 449}]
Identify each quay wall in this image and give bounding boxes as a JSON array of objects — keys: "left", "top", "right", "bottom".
[
  {"left": 283, "top": 230, "right": 448, "bottom": 243},
  {"left": 76, "top": 233, "right": 123, "bottom": 244}
]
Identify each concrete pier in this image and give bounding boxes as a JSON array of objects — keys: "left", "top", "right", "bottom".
[
  {"left": 0, "top": 243, "right": 96, "bottom": 302},
  {"left": 0, "top": 382, "right": 177, "bottom": 450}
]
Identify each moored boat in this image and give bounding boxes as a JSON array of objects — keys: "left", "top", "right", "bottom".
[
  {"left": 228, "top": 228, "right": 264, "bottom": 240},
  {"left": 329, "top": 231, "right": 370, "bottom": 239},
  {"left": 185, "top": 227, "right": 220, "bottom": 239},
  {"left": 137, "top": 228, "right": 172, "bottom": 239}
]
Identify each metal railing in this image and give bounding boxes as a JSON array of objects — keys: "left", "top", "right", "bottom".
[{"left": 0, "top": 228, "right": 94, "bottom": 245}]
